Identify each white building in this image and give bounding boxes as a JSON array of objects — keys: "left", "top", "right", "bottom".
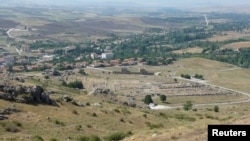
[
  {"left": 101, "top": 53, "right": 114, "bottom": 59},
  {"left": 90, "top": 53, "right": 98, "bottom": 59},
  {"left": 42, "top": 55, "right": 54, "bottom": 61}
]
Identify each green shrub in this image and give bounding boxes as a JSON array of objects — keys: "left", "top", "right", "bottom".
[
  {"left": 77, "top": 135, "right": 101, "bottom": 141},
  {"left": 181, "top": 74, "right": 191, "bottom": 79},
  {"left": 77, "top": 136, "right": 89, "bottom": 141},
  {"left": 54, "top": 119, "right": 65, "bottom": 126},
  {"left": 76, "top": 125, "right": 82, "bottom": 131},
  {"left": 87, "top": 124, "right": 92, "bottom": 128},
  {"left": 104, "top": 132, "right": 129, "bottom": 141},
  {"left": 31, "top": 135, "right": 44, "bottom": 141},
  {"left": 90, "top": 135, "right": 101, "bottom": 141},
  {"left": 214, "top": 105, "right": 219, "bottom": 112},
  {"left": 50, "top": 138, "right": 58, "bottom": 141},
  {"left": 113, "top": 109, "right": 120, "bottom": 113},
  {"left": 143, "top": 95, "right": 153, "bottom": 104},
  {"left": 13, "top": 121, "right": 22, "bottom": 127},
  {"left": 174, "top": 114, "right": 196, "bottom": 122},
  {"left": 5, "top": 125, "right": 20, "bottom": 133},
  {"left": 160, "top": 95, "right": 167, "bottom": 102},
  {"left": 72, "top": 109, "right": 78, "bottom": 115},
  {"left": 145, "top": 122, "right": 164, "bottom": 129},
  {"left": 183, "top": 101, "right": 193, "bottom": 111},
  {"left": 92, "top": 113, "right": 97, "bottom": 117}
]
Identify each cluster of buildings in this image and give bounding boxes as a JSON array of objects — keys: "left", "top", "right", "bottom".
[{"left": 91, "top": 52, "right": 114, "bottom": 60}]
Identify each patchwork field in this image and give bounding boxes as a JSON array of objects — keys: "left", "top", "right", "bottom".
[
  {"left": 172, "top": 47, "right": 203, "bottom": 54},
  {"left": 221, "top": 41, "right": 250, "bottom": 50}
]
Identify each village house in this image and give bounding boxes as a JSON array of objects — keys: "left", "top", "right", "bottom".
[
  {"left": 42, "top": 55, "right": 54, "bottom": 61},
  {"left": 74, "top": 62, "right": 88, "bottom": 68},
  {"left": 90, "top": 53, "right": 99, "bottom": 59},
  {"left": 21, "top": 44, "right": 30, "bottom": 53},
  {"left": 110, "top": 59, "right": 120, "bottom": 66},
  {"left": 101, "top": 52, "right": 114, "bottom": 59},
  {"left": 1, "top": 56, "right": 15, "bottom": 65}
]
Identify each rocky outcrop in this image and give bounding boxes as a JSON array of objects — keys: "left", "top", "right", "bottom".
[
  {"left": 89, "top": 88, "right": 115, "bottom": 96},
  {"left": 0, "top": 84, "right": 57, "bottom": 106},
  {"left": 61, "top": 95, "right": 84, "bottom": 107},
  {"left": 0, "top": 106, "right": 21, "bottom": 120}
]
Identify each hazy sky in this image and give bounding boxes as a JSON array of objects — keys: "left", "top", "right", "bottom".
[{"left": 1, "top": 0, "right": 250, "bottom": 8}]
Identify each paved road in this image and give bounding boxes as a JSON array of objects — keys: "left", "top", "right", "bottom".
[
  {"left": 6, "top": 28, "right": 14, "bottom": 38},
  {"left": 6, "top": 28, "right": 33, "bottom": 41}
]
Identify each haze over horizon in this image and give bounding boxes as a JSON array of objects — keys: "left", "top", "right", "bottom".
[{"left": 1, "top": 0, "right": 250, "bottom": 9}]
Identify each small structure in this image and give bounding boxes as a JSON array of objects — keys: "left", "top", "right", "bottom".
[
  {"left": 3, "top": 56, "right": 15, "bottom": 64},
  {"left": 113, "top": 68, "right": 154, "bottom": 75},
  {"left": 42, "top": 55, "right": 54, "bottom": 61},
  {"left": 101, "top": 53, "right": 114, "bottom": 59},
  {"left": 90, "top": 53, "right": 99, "bottom": 59},
  {"left": 21, "top": 44, "right": 30, "bottom": 53}
]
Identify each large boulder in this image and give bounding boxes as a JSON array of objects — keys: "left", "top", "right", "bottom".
[
  {"left": 31, "top": 85, "right": 44, "bottom": 103},
  {"left": 0, "top": 84, "right": 57, "bottom": 106},
  {"left": 15, "top": 85, "right": 25, "bottom": 95}
]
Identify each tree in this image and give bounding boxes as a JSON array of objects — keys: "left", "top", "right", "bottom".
[
  {"left": 7, "top": 64, "right": 13, "bottom": 72},
  {"left": 44, "top": 75, "right": 49, "bottom": 79},
  {"left": 214, "top": 105, "right": 219, "bottom": 112},
  {"left": 160, "top": 95, "right": 167, "bottom": 103},
  {"left": 79, "top": 69, "right": 87, "bottom": 75},
  {"left": 183, "top": 101, "right": 193, "bottom": 111},
  {"left": 144, "top": 95, "right": 153, "bottom": 105}
]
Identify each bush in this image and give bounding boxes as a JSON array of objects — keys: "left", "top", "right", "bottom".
[
  {"left": 13, "top": 121, "right": 22, "bottom": 127},
  {"left": 77, "top": 136, "right": 89, "bottom": 141},
  {"left": 183, "top": 101, "right": 193, "bottom": 111},
  {"left": 72, "top": 109, "right": 78, "bottom": 115},
  {"left": 159, "top": 95, "right": 167, "bottom": 102},
  {"left": 92, "top": 113, "right": 97, "bottom": 117},
  {"left": 214, "top": 105, "right": 219, "bottom": 112},
  {"left": 145, "top": 122, "right": 164, "bottom": 129},
  {"left": 90, "top": 135, "right": 101, "bottom": 141},
  {"left": 54, "top": 119, "right": 65, "bottom": 126},
  {"left": 181, "top": 74, "right": 191, "bottom": 79},
  {"left": 174, "top": 114, "right": 196, "bottom": 122},
  {"left": 143, "top": 95, "right": 153, "bottom": 105},
  {"left": 31, "top": 135, "right": 44, "bottom": 141},
  {"left": 76, "top": 125, "right": 82, "bottom": 131},
  {"left": 50, "top": 138, "right": 58, "bottom": 141},
  {"left": 120, "top": 118, "right": 125, "bottom": 122},
  {"left": 105, "top": 132, "right": 130, "bottom": 141},
  {"left": 113, "top": 108, "right": 120, "bottom": 113},
  {"left": 5, "top": 125, "right": 20, "bottom": 133},
  {"left": 63, "top": 80, "right": 84, "bottom": 89},
  {"left": 79, "top": 69, "right": 87, "bottom": 75},
  {"left": 87, "top": 124, "right": 92, "bottom": 128},
  {"left": 77, "top": 135, "right": 101, "bottom": 141},
  {"left": 194, "top": 74, "right": 204, "bottom": 80}
]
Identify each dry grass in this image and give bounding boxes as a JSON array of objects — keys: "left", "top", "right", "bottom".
[
  {"left": 221, "top": 41, "right": 250, "bottom": 50},
  {"left": 208, "top": 31, "right": 250, "bottom": 42},
  {"left": 172, "top": 47, "right": 203, "bottom": 54}
]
